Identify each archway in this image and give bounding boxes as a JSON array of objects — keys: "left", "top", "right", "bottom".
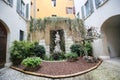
[
  {"left": 101, "top": 15, "right": 120, "bottom": 58},
  {"left": 0, "top": 21, "right": 7, "bottom": 68}
]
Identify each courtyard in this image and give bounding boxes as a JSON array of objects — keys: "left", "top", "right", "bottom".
[
  {"left": 0, "top": 58, "right": 120, "bottom": 80},
  {"left": 0, "top": 0, "right": 120, "bottom": 80}
]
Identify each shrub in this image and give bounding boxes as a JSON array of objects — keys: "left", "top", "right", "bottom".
[
  {"left": 10, "top": 41, "right": 35, "bottom": 65},
  {"left": 65, "top": 52, "right": 78, "bottom": 59},
  {"left": 70, "top": 44, "right": 84, "bottom": 56},
  {"left": 21, "top": 57, "right": 42, "bottom": 68},
  {"left": 82, "top": 41, "right": 93, "bottom": 56},
  {"left": 50, "top": 52, "right": 66, "bottom": 60},
  {"left": 34, "top": 44, "right": 46, "bottom": 59},
  {"left": 84, "top": 42, "right": 92, "bottom": 56},
  {"left": 10, "top": 51, "right": 23, "bottom": 65}
]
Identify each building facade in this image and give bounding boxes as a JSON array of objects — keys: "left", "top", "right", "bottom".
[
  {"left": 74, "top": 0, "right": 120, "bottom": 59},
  {"left": 0, "top": 0, "right": 30, "bottom": 67},
  {"left": 31, "top": 0, "right": 75, "bottom": 19}
]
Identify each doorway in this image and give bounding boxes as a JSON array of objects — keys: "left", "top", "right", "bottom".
[{"left": 0, "top": 22, "right": 7, "bottom": 68}]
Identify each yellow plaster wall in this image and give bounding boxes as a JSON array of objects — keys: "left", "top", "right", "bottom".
[{"left": 31, "top": 0, "right": 75, "bottom": 19}]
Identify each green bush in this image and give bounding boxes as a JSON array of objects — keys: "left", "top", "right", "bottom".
[
  {"left": 83, "top": 42, "right": 93, "bottom": 56},
  {"left": 43, "top": 55, "right": 49, "bottom": 60},
  {"left": 21, "top": 57, "right": 42, "bottom": 68},
  {"left": 10, "top": 41, "right": 35, "bottom": 65},
  {"left": 50, "top": 52, "right": 66, "bottom": 60},
  {"left": 34, "top": 44, "right": 46, "bottom": 59},
  {"left": 65, "top": 52, "right": 78, "bottom": 59},
  {"left": 70, "top": 44, "right": 84, "bottom": 56}
]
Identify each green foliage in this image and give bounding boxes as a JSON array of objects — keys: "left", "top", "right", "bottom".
[
  {"left": 10, "top": 41, "right": 35, "bottom": 65},
  {"left": 70, "top": 41, "right": 93, "bottom": 57},
  {"left": 22, "top": 57, "right": 42, "bottom": 68},
  {"left": 82, "top": 41, "right": 93, "bottom": 56},
  {"left": 70, "top": 44, "right": 84, "bottom": 56},
  {"left": 43, "top": 55, "right": 50, "bottom": 60},
  {"left": 71, "top": 18, "right": 85, "bottom": 33},
  {"left": 65, "top": 52, "right": 78, "bottom": 60},
  {"left": 34, "top": 44, "right": 46, "bottom": 59},
  {"left": 50, "top": 52, "right": 66, "bottom": 60},
  {"left": 29, "top": 17, "right": 85, "bottom": 36}
]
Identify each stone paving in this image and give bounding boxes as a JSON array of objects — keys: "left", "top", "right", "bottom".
[{"left": 0, "top": 58, "right": 120, "bottom": 80}]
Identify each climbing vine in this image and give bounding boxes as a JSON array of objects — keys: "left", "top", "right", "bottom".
[{"left": 29, "top": 17, "right": 86, "bottom": 41}]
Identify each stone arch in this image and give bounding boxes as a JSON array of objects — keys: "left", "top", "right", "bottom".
[
  {"left": 101, "top": 15, "right": 120, "bottom": 58},
  {"left": 0, "top": 19, "right": 10, "bottom": 68}
]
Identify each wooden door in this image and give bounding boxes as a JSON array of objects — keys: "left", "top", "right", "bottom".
[{"left": 0, "top": 22, "right": 7, "bottom": 68}]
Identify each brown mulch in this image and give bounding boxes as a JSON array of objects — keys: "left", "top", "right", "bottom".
[{"left": 14, "top": 57, "right": 100, "bottom": 76}]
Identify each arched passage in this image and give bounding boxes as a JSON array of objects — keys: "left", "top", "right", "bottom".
[{"left": 101, "top": 15, "right": 120, "bottom": 58}]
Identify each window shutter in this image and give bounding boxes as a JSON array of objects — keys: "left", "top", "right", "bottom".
[
  {"left": 26, "top": 4, "right": 29, "bottom": 19},
  {"left": 17, "top": 0, "right": 21, "bottom": 14},
  {"left": 90, "top": 0, "right": 94, "bottom": 13},
  {"left": 8, "top": 0, "right": 13, "bottom": 6},
  {"left": 95, "top": 0, "right": 100, "bottom": 8},
  {"left": 81, "top": 6, "right": 85, "bottom": 19}
]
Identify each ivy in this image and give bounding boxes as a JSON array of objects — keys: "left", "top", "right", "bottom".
[{"left": 29, "top": 17, "right": 86, "bottom": 39}]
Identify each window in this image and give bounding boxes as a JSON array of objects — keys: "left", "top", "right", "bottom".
[
  {"left": 3, "top": 0, "right": 13, "bottom": 7},
  {"left": 21, "top": 0, "right": 25, "bottom": 17},
  {"left": 8, "top": 0, "right": 13, "bottom": 6},
  {"left": 51, "top": 0, "right": 56, "bottom": 7},
  {"left": 19, "top": 30, "right": 24, "bottom": 41},
  {"left": 81, "top": 6, "right": 85, "bottom": 19},
  {"left": 85, "top": 0, "right": 94, "bottom": 18},
  {"left": 77, "top": 12, "right": 80, "bottom": 18},
  {"left": 52, "top": 15, "right": 57, "bottom": 17},
  {"left": 95, "top": 0, "right": 108, "bottom": 8},
  {"left": 31, "top": 2, "right": 33, "bottom": 6},
  {"left": 17, "top": 0, "right": 29, "bottom": 20},
  {"left": 66, "top": 7, "right": 73, "bottom": 14},
  {"left": 26, "top": 4, "right": 29, "bottom": 19},
  {"left": 37, "top": 9, "right": 39, "bottom": 12}
]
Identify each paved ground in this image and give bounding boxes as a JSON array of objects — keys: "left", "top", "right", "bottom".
[{"left": 0, "top": 58, "right": 120, "bottom": 80}]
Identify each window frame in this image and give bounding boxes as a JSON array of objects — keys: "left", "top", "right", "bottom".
[
  {"left": 95, "top": 0, "right": 108, "bottom": 9},
  {"left": 16, "top": 0, "right": 29, "bottom": 20},
  {"left": 84, "top": 0, "right": 94, "bottom": 18},
  {"left": 66, "top": 7, "right": 73, "bottom": 14},
  {"left": 3, "top": 0, "right": 13, "bottom": 7},
  {"left": 19, "top": 30, "right": 24, "bottom": 41},
  {"left": 51, "top": 0, "right": 56, "bottom": 7}
]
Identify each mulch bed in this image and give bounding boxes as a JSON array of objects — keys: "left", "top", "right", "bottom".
[{"left": 11, "top": 57, "right": 102, "bottom": 78}]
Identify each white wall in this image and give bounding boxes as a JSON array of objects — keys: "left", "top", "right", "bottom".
[
  {"left": 74, "top": 0, "right": 120, "bottom": 31},
  {"left": 74, "top": 0, "right": 120, "bottom": 59},
  {"left": 0, "top": 0, "right": 30, "bottom": 66}
]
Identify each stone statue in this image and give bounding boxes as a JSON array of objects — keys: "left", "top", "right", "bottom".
[{"left": 54, "top": 31, "right": 62, "bottom": 53}]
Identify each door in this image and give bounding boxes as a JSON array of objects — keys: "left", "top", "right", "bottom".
[{"left": 0, "top": 22, "right": 7, "bottom": 68}]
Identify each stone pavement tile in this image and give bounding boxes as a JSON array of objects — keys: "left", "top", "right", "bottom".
[{"left": 86, "top": 62, "right": 120, "bottom": 80}]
